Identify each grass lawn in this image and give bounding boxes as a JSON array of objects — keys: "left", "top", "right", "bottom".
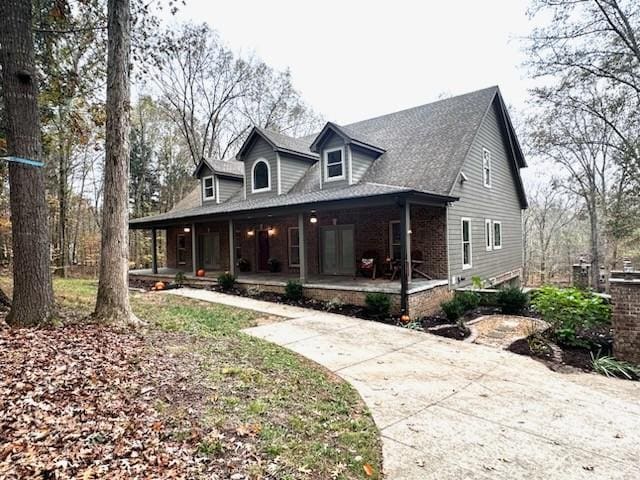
[{"left": 0, "top": 277, "right": 382, "bottom": 479}]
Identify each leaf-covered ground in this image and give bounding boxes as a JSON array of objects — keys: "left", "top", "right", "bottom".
[{"left": 0, "top": 278, "right": 382, "bottom": 479}]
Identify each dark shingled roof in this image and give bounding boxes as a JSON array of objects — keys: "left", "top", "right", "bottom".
[{"left": 132, "top": 86, "right": 525, "bottom": 226}]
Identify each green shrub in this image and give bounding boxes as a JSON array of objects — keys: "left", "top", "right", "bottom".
[
  {"left": 365, "top": 293, "right": 391, "bottom": 318},
  {"left": 441, "top": 298, "right": 465, "bottom": 321},
  {"left": 591, "top": 354, "right": 640, "bottom": 381},
  {"left": 496, "top": 287, "right": 529, "bottom": 314},
  {"left": 174, "top": 271, "right": 186, "bottom": 287},
  {"left": 284, "top": 280, "right": 304, "bottom": 301},
  {"left": 455, "top": 291, "right": 480, "bottom": 311},
  {"left": 217, "top": 272, "right": 236, "bottom": 291},
  {"left": 531, "top": 286, "right": 611, "bottom": 346}
]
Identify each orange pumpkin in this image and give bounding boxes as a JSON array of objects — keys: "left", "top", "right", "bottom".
[
  {"left": 154, "top": 281, "right": 165, "bottom": 290},
  {"left": 400, "top": 314, "right": 411, "bottom": 324},
  {"left": 196, "top": 269, "right": 206, "bottom": 277}
]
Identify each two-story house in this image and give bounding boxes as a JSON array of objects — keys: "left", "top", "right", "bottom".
[{"left": 130, "top": 86, "right": 528, "bottom": 318}]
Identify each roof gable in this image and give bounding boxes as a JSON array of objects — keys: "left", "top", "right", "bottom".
[
  {"left": 309, "top": 122, "right": 385, "bottom": 155},
  {"left": 236, "top": 126, "right": 318, "bottom": 162},
  {"left": 193, "top": 158, "right": 244, "bottom": 179}
]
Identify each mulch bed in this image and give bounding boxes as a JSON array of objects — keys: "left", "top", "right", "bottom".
[
  {"left": 427, "top": 324, "right": 471, "bottom": 340},
  {"left": 0, "top": 325, "right": 266, "bottom": 479}
]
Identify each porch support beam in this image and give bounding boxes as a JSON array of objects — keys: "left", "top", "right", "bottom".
[
  {"left": 151, "top": 228, "right": 158, "bottom": 274},
  {"left": 298, "top": 213, "right": 307, "bottom": 283},
  {"left": 400, "top": 199, "right": 411, "bottom": 314},
  {"left": 191, "top": 223, "right": 197, "bottom": 275},
  {"left": 228, "top": 219, "right": 236, "bottom": 277}
]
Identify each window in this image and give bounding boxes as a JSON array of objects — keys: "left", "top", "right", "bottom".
[
  {"left": 202, "top": 176, "right": 214, "bottom": 200},
  {"left": 389, "top": 221, "right": 401, "bottom": 260},
  {"left": 493, "top": 221, "right": 502, "bottom": 249},
  {"left": 324, "top": 147, "right": 345, "bottom": 180},
  {"left": 485, "top": 219, "right": 492, "bottom": 251},
  {"left": 482, "top": 148, "right": 492, "bottom": 188},
  {"left": 177, "top": 233, "right": 187, "bottom": 265},
  {"left": 252, "top": 159, "right": 270, "bottom": 192},
  {"left": 462, "top": 218, "right": 472, "bottom": 269},
  {"left": 288, "top": 227, "right": 300, "bottom": 266}
]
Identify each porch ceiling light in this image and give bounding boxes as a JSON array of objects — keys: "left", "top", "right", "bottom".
[
  {"left": 247, "top": 229, "right": 255, "bottom": 237},
  {"left": 309, "top": 211, "right": 318, "bottom": 224},
  {"left": 268, "top": 227, "right": 276, "bottom": 236},
  {"left": 183, "top": 227, "right": 191, "bottom": 233}
]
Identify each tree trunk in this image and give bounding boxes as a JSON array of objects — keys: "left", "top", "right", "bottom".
[
  {"left": 93, "top": 0, "right": 138, "bottom": 325},
  {"left": 0, "top": 0, "right": 55, "bottom": 326}
]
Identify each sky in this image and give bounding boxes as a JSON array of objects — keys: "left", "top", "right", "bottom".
[{"left": 170, "top": 0, "right": 537, "bottom": 123}]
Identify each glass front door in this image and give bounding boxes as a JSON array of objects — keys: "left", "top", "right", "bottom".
[{"left": 320, "top": 225, "right": 355, "bottom": 275}]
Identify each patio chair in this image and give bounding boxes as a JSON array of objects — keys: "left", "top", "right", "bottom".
[
  {"left": 410, "top": 250, "right": 432, "bottom": 280},
  {"left": 358, "top": 250, "right": 379, "bottom": 280}
]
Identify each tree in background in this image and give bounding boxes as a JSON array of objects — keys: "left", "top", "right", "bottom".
[
  {"left": 93, "top": 0, "right": 137, "bottom": 325},
  {"left": 0, "top": 0, "right": 55, "bottom": 325}
]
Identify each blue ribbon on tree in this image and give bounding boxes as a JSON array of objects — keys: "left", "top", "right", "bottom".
[{"left": 0, "top": 156, "right": 44, "bottom": 167}]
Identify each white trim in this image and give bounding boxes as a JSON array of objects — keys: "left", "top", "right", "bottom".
[
  {"left": 276, "top": 152, "right": 282, "bottom": 195},
  {"left": 251, "top": 158, "right": 271, "bottom": 193},
  {"left": 461, "top": 217, "right": 472, "bottom": 270},
  {"left": 482, "top": 147, "right": 492, "bottom": 188},
  {"left": 323, "top": 146, "right": 346, "bottom": 182},
  {"left": 485, "top": 218, "right": 493, "bottom": 251},
  {"left": 446, "top": 205, "right": 451, "bottom": 285},
  {"left": 389, "top": 220, "right": 401, "bottom": 260},
  {"left": 288, "top": 226, "right": 300, "bottom": 267},
  {"left": 493, "top": 220, "right": 503, "bottom": 250},
  {"left": 215, "top": 176, "right": 220, "bottom": 203},
  {"left": 347, "top": 145, "right": 353, "bottom": 185},
  {"left": 202, "top": 175, "right": 215, "bottom": 201}
]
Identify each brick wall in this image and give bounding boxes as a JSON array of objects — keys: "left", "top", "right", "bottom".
[{"left": 610, "top": 271, "right": 640, "bottom": 364}]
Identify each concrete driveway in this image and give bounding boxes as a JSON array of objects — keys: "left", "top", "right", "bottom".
[{"left": 244, "top": 314, "right": 640, "bottom": 479}]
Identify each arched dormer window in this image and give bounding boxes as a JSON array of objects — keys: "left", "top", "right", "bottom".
[{"left": 252, "top": 159, "right": 270, "bottom": 193}]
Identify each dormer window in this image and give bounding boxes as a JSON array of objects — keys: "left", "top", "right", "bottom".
[
  {"left": 324, "top": 147, "right": 345, "bottom": 181},
  {"left": 202, "top": 176, "right": 215, "bottom": 200},
  {"left": 252, "top": 159, "right": 271, "bottom": 193}
]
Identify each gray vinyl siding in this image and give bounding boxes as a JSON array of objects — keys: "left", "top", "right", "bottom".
[
  {"left": 218, "top": 177, "right": 242, "bottom": 203},
  {"left": 447, "top": 100, "right": 524, "bottom": 287},
  {"left": 320, "top": 134, "right": 350, "bottom": 189},
  {"left": 243, "top": 136, "right": 277, "bottom": 199},
  {"left": 350, "top": 145, "right": 375, "bottom": 183},
  {"left": 279, "top": 154, "right": 312, "bottom": 193}
]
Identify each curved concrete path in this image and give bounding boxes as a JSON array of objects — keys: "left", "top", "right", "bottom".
[{"left": 168, "top": 289, "right": 640, "bottom": 479}]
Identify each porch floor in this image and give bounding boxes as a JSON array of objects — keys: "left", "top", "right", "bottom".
[{"left": 129, "top": 268, "right": 447, "bottom": 294}]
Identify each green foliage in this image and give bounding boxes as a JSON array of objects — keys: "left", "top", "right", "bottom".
[
  {"left": 455, "top": 291, "right": 480, "bottom": 311},
  {"left": 496, "top": 287, "right": 529, "bottom": 314},
  {"left": 216, "top": 272, "right": 236, "bottom": 291},
  {"left": 173, "top": 271, "right": 186, "bottom": 287},
  {"left": 364, "top": 293, "right": 391, "bottom": 318},
  {"left": 284, "top": 280, "right": 304, "bottom": 301},
  {"left": 471, "top": 276, "right": 484, "bottom": 289},
  {"left": 531, "top": 286, "right": 611, "bottom": 346},
  {"left": 591, "top": 354, "right": 640, "bottom": 381},
  {"left": 441, "top": 298, "right": 465, "bottom": 321}
]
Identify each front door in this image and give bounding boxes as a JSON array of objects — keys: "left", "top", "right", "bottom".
[
  {"left": 198, "top": 232, "right": 220, "bottom": 270},
  {"left": 320, "top": 225, "right": 355, "bottom": 275},
  {"left": 257, "top": 230, "right": 270, "bottom": 271}
]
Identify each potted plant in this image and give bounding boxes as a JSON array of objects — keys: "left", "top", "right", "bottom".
[
  {"left": 237, "top": 257, "right": 251, "bottom": 272},
  {"left": 267, "top": 257, "right": 281, "bottom": 273}
]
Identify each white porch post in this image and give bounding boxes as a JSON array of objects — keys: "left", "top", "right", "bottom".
[
  {"left": 228, "top": 219, "right": 236, "bottom": 276},
  {"left": 151, "top": 228, "right": 158, "bottom": 274},
  {"left": 191, "top": 223, "right": 197, "bottom": 275},
  {"left": 298, "top": 213, "right": 307, "bottom": 283}
]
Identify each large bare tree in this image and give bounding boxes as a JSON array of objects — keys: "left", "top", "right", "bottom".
[
  {"left": 93, "top": 0, "right": 137, "bottom": 325},
  {"left": 0, "top": 0, "right": 55, "bottom": 326}
]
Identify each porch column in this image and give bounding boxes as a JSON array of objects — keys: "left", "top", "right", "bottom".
[
  {"left": 228, "top": 219, "right": 236, "bottom": 276},
  {"left": 151, "top": 227, "right": 158, "bottom": 274},
  {"left": 191, "top": 223, "right": 197, "bottom": 275},
  {"left": 298, "top": 213, "right": 307, "bottom": 283},
  {"left": 400, "top": 199, "right": 411, "bottom": 314}
]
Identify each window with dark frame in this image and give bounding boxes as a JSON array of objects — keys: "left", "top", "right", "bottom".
[
  {"left": 253, "top": 160, "right": 269, "bottom": 191},
  {"left": 390, "top": 221, "right": 401, "bottom": 260},
  {"left": 177, "top": 233, "right": 187, "bottom": 265},
  {"left": 325, "top": 148, "right": 344, "bottom": 179},
  {"left": 288, "top": 227, "right": 300, "bottom": 266}
]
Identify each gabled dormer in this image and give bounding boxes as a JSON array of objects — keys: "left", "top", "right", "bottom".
[
  {"left": 310, "top": 122, "right": 385, "bottom": 189},
  {"left": 193, "top": 158, "right": 244, "bottom": 205},
  {"left": 236, "top": 127, "right": 318, "bottom": 199}
]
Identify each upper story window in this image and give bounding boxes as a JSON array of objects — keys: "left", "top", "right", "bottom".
[
  {"left": 202, "top": 176, "right": 215, "bottom": 200},
  {"left": 252, "top": 159, "right": 270, "bottom": 193},
  {"left": 324, "top": 147, "right": 345, "bottom": 181},
  {"left": 482, "top": 148, "right": 492, "bottom": 188}
]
